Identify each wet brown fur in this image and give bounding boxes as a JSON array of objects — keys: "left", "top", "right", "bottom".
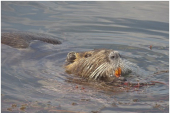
[
  {"left": 1, "top": 32, "right": 61, "bottom": 48},
  {"left": 65, "top": 49, "right": 127, "bottom": 82}
]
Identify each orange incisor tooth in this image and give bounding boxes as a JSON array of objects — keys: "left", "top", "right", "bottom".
[{"left": 115, "top": 67, "right": 121, "bottom": 78}]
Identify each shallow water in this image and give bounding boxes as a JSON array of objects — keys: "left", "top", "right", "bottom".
[{"left": 1, "top": 1, "right": 169, "bottom": 113}]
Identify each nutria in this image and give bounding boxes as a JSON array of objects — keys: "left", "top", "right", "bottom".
[
  {"left": 1, "top": 32, "right": 61, "bottom": 48},
  {"left": 1, "top": 32, "right": 164, "bottom": 88},
  {"left": 65, "top": 49, "right": 134, "bottom": 82}
]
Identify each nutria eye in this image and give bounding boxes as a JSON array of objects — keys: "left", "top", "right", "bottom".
[{"left": 84, "top": 54, "right": 91, "bottom": 58}]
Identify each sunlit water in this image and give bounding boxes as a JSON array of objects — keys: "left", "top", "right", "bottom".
[{"left": 1, "top": 1, "right": 169, "bottom": 113}]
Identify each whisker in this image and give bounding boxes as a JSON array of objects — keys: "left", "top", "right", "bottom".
[
  {"left": 94, "top": 63, "right": 107, "bottom": 80},
  {"left": 90, "top": 63, "right": 106, "bottom": 79}
]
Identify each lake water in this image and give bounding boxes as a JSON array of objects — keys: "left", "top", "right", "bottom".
[{"left": 1, "top": 1, "right": 169, "bottom": 113}]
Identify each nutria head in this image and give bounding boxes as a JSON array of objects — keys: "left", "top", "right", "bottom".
[{"left": 65, "top": 49, "right": 133, "bottom": 82}]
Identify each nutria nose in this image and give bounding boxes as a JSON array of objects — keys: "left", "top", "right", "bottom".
[
  {"left": 109, "top": 51, "right": 121, "bottom": 60},
  {"left": 114, "top": 51, "right": 121, "bottom": 58}
]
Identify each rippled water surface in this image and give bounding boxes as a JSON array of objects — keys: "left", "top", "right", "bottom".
[{"left": 1, "top": 1, "right": 169, "bottom": 113}]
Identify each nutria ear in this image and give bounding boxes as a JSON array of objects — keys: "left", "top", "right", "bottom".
[{"left": 65, "top": 52, "right": 77, "bottom": 65}]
